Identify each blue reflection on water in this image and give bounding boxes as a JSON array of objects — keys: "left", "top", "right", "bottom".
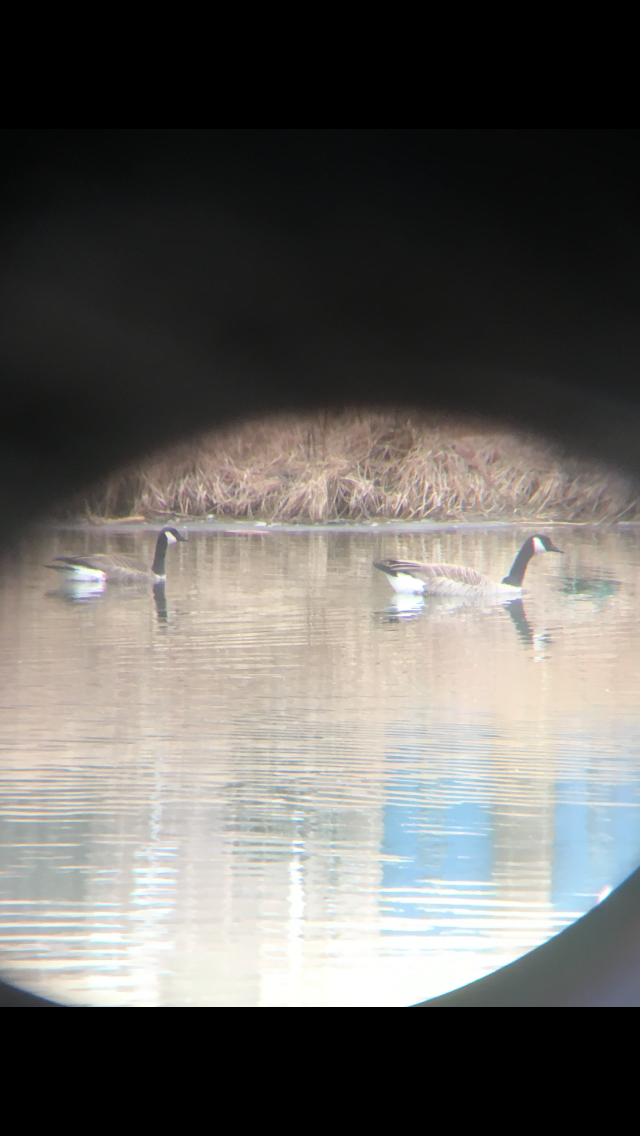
[
  {"left": 380, "top": 728, "right": 640, "bottom": 931},
  {"left": 381, "top": 740, "right": 493, "bottom": 928},
  {"left": 552, "top": 781, "right": 640, "bottom": 908}
]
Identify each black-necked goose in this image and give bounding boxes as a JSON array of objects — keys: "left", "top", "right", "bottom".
[
  {"left": 45, "top": 527, "right": 188, "bottom": 584},
  {"left": 373, "top": 534, "right": 563, "bottom": 597}
]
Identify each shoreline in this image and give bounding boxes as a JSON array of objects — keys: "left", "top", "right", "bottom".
[
  {"left": 35, "top": 518, "right": 640, "bottom": 536},
  {"left": 60, "top": 411, "right": 640, "bottom": 528}
]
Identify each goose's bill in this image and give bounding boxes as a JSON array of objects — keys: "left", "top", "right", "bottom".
[{"left": 547, "top": 540, "right": 564, "bottom": 553}]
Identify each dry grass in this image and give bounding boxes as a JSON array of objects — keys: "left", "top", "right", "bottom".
[{"left": 72, "top": 410, "right": 639, "bottom": 523}]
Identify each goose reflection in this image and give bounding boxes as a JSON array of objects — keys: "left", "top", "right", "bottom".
[
  {"left": 505, "top": 598, "right": 558, "bottom": 660},
  {"left": 381, "top": 592, "right": 553, "bottom": 657},
  {"left": 506, "top": 598, "right": 535, "bottom": 646},
  {"left": 381, "top": 591, "right": 520, "bottom": 624},
  {"left": 153, "top": 581, "right": 168, "bottom": 623},
  {"left": 383, "top": 594, "right": 426, "bottom": 620},
  {"left": 47, "top": 577, "right": 170, "bottom": 625},
  {"left": 47, "top": 579, "right": 107, "bottom": 603}
]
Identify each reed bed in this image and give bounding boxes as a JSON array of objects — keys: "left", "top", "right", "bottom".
[{"left": 75, "top": 411, "right": 638, "bottom": 523}]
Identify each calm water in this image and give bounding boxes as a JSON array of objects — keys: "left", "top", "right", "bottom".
[{"left": 1, "top": 523, "right": 640, "bottom": 1005}]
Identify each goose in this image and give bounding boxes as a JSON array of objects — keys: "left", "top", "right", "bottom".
[
  {"left": 45, "top": 527, "right": 188, "bottom": 584},
  {"left": 373, "top": 534, "right": 563, "bottom": 597}
]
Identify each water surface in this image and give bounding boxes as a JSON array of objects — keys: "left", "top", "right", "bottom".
[{"left": 1, "top": 525, "right": 640, "bottom": 1005}]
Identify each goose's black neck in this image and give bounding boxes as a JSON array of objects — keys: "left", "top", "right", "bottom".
[
  {"left": 501, "top": 538, "right": 535, "bottom": 587},
  {"left": 151, "top": 532, "right": 169, "bottom": 577}
]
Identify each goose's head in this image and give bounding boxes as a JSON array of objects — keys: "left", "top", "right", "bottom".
[
  {"left": 531, "top": 534, "right": 563, "bottom": 555},
  {"left": 161, "top": 527, "right": 188, "bottom": 545}
]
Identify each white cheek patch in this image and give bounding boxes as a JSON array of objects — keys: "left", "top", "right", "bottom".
[
  {"left": 165, "top": 532, "right": 178, "bottom": 545},
  {"left": 532, "top": 537, "right": 546, "bottom": 554}
]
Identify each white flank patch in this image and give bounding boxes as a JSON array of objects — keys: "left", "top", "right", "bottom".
[
  {"left": 388, "top": 572, "right": 425, "bottom": 595},
  {"left": 66, "top": 565, "right": 108, "bottom": 582}
]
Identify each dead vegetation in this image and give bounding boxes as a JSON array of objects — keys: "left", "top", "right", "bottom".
[{"left": 72, "top": 411, "right": 639, "bottom": 523}]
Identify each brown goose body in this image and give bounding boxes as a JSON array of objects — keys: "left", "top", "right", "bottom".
[
  {"left": 373, "top": 535, "right": 563, "bottom": 597},
  {"left": 45, "top": 527, "right": 188, "bottom": 584}
]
